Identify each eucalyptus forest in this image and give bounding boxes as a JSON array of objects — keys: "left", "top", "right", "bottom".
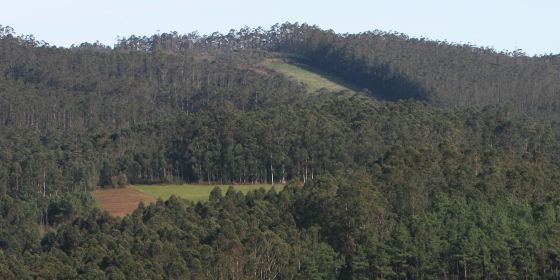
[{"left": 2, "top": 23, "right": 560, "bottom": 279}]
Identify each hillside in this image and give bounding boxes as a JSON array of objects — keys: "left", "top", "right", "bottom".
[
  {"left": 1, "top": 24, "right": 560, "bottom": 279},
  {"left": 263, "top": 59, "right": 354, "bottom": 93},
  {"left": 112, "top": 23, "right": 560, "bottom": 121}
]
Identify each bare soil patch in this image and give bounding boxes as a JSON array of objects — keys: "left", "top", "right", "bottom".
[{"left": 91, "top": 187, "right": 157, "bottom": 217}]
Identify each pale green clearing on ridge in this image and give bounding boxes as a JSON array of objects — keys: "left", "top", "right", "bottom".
[
  {"left": 132, "top": 183, "right": 283, "bottom": 202},
  {"left": 264, "top": 60, "right": 354, "bottom": 93}
]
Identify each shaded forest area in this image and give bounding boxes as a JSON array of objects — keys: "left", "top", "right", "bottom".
[{"left": 2, "top": 24, "right": 560, "bottom": 278}]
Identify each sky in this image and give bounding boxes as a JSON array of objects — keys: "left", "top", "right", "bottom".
[{"left": 1, "top": 0, "right": 558, "bottom": 55}]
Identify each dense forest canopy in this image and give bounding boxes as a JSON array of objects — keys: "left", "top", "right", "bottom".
[
  {"left": 111, "top": 22, "right": 560, "bottom": 120},
  {"left": 1, "top": 23, "right": 560, "bottom": 279}
]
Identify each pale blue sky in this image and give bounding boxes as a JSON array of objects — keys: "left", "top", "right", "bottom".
[{"left": 2, "top": 0, "right": 558, "bottom": 55}]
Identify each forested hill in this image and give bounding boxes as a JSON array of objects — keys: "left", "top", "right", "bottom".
[
  {"left": 0, "top": 27, "right": 306, "bottom": 132},
  {"left": 2, "top": 24, "right": 560, "bottom": 279},
  {"left": 2, "top": 23, "right": 560, "bottom": 131},
  {"left": 112, "top": 23, "right": 560, "bottom": 121}
]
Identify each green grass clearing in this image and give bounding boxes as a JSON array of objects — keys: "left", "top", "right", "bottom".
[
  {"left": 264, "top": 61, "right": 354, "bottom": 93},
  {"left": 133, "top": 183, "right": 283, "bottom": 202}
]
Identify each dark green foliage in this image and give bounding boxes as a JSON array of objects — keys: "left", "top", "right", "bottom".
[
  {"left": 47, "top": 192, "right": 95, "bottom": 225},
  {"left": 114, "top": 23, "right": 560, "bottom": 121},
  {"left": 2, "top": 24, "right": 560, "bottom": 278}
]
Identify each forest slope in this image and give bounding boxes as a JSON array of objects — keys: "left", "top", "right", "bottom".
[
  {"left": 110, "top": 23, "right": 560, "bottom": 121},
  {"left": 2, "top": 24, "right": 560, "bottom": 279}
]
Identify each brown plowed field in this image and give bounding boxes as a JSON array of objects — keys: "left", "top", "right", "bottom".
[{"left": 91, "top": 187, "right": 157, "bottom": 217}]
